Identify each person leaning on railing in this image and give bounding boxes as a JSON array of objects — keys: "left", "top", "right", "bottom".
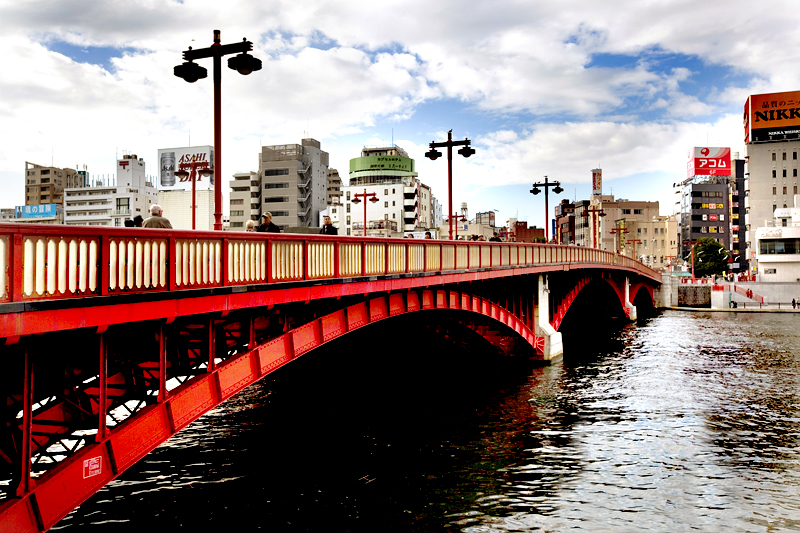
[{"left": 142, "top": 205, "right": 172, "bottom": 229}]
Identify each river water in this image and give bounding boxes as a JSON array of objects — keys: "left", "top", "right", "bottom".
[{"left": 54, "top": 310, "right": 800, "bottom": 532}]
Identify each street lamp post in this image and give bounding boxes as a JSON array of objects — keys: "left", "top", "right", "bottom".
[
  {"left": 585, "top": 207, "right": 606, "bottom": 248},
  {"left": 627, "top": 238, "right": 643, "bottom": 258},
  {"left": 609, "top": 227, "right": 630, "bottom": 254},
  {"left": 174, "top": 158, "right": 213, "bottom": 230},
  {"left": 425, "top": 130, "right": 475, "bottom": 240},
  {"left": 351, "top": 189, "right": 379, "bottom": 237},
  {"left": 530, "top": 176, "right": 564, "bottom": 243},
  {"left": 175, "top": 30, "right": 262, "bottom": 230}
]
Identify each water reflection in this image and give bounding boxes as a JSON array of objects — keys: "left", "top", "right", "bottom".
[{"left": 54, "top": 312, "right": 800, "bottom": 532}]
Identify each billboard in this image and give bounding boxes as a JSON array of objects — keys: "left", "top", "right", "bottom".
[
  {"left": 591, "top": 168, "right": 602, "bottom": 195},
  {"left": 687, "top": 147, "right": 731, "bottom": 178},
  {"left": 745, "top": 90, "right": 800, "bottom": 143},
  {"left": 15, "top": 204, "right": 60, "bottom": 218},
  {"left": 157, "top": 146, "right": 215, "bottom": 191}
]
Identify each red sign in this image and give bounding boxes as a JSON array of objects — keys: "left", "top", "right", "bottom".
[
  {"left": 709, "top": 214, "right": 718, "bottom": 221},
  {"left": 119, "top": 161, "right": 129, "bottom": 169},
  {"left": 83, "top": 456, "right": 102, "bottom": 479},
  {"left": 687, "top": 147, "right": 731, "bottom": 177}
]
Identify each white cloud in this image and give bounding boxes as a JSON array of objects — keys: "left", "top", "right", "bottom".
[{"left": 0, "top": 0, "right": 798, "bottom": 217}]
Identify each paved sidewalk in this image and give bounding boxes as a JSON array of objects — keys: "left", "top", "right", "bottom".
[{"left": 663, "top": 306, "right": 800, "bottom": 313}]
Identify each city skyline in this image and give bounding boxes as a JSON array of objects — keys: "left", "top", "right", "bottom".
[{"left": 1, "top": 0, "right": 799, "bottom": 226}]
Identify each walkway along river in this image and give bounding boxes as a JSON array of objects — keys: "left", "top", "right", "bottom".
[{"left": 50, "top": 311, "right": 800, "bottom": 532}]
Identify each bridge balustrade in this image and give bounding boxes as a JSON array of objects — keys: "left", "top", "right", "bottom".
[{"left": 0, "top": 224, "right": 660, "bottom": 304}]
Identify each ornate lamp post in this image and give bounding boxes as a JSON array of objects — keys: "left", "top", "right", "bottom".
[
  {"left": 530, "top": 176, "right": 563, "bottom": 243},
  {"left": 174, "top": 30, "right": 262, "bottom": 230},
  {"left": 351, "top": 189, "right": 379, "bottom": 237},
  {"left": 173, "top": 158, "right": 213, "bottom": 230},
  {"left": 609, "top": 226, "right": 629, "bottom": 254},
  {"left": 586, "top": 207, "right": 606, "bottom": 248},
  {"left": 425, "top": 130, "right": 475, "bottom": 240},
  {"left": 627, "top": 238, "right": 643, "bottom": 258}
]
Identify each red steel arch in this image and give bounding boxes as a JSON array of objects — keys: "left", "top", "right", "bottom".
[{"left": 0, "top": 288, "right": 541, "bottom": 532}]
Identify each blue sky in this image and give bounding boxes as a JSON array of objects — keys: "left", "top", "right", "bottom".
[{"left": 1, "top": 0, "right": 798, "bottom": 228}]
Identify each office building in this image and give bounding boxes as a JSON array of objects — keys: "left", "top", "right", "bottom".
[{"left": 24, "top": 162, "right": 77, "bottom": 206}]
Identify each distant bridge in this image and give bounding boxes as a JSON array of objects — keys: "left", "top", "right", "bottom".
[{"left": 0, "top": 224, "right": 661, "bottom": 531}]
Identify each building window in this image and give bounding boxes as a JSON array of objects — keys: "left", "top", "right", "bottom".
[
  {"left": 384, "top": 201, "right": 388, "bottom": 208},
  {"left": 346, "top": 191, "right": 350, "bottom": 201},
  {"left": 392, "top": 201, "right": 395, "bottom": 206},
  {"left": 231, "top": 210, "right": 244, "bottom": 216},
  {"left": 772, "top": 170, "right": 777, "bottom": 178},
  {"left": 384, "top": 189, "right": 388, "bottom": 195},
  {"left": 634, "top": 209, "right": 643, "bottom": 215},
  {"left": 795, "top": 186, "right": 798, "bottom": 194},
  {"left": 264, "top": 168, "right": 289, "bottom": 176},
  {"left": 265, "top": 183, "right": 289, "bottom": 189},
  {"left": 772, "top": 153, "right": 777, "bottom": 161},
  {"left": 231, "top": 199, "right": 244, "bottom": 205},
  {"left": 347, "top": 228, "right": 351, "bottom": 236},
  {"left": 263, "top": 197, "right": 288, "bottom": 203},
  {"left": 783, "top": 152, "right": 787, "bottom": 160},
  {"left": 622, "top": 209, "right": 631, "bottom": 214},
  {"left": 795, "top": 169, "right": 798, "bottom": 177},
  {"left": 773, "top": 186, "right": 777, "bottom": 195},
  {"left": 783, "top": 186, "right": 787, "bottom": 195},
  {"left": 346, "top": 216, "right": 351, "bottom": 224},
  {"left": 346, "top": 204, "right": 350, "bottom": 213},
  {"left": 231, "top": 222, "right": 244, "bottom": 228},
  {"left": 784, "top": 169, "right": 787, "bottom": 177}
]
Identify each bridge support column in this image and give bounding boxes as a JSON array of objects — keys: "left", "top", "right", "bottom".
[
  {"left": 535, "top": 274, "right": 563, "bottom": 360},
  {"left": 625, "top": 276, "right": 637, "bottom": 321}
]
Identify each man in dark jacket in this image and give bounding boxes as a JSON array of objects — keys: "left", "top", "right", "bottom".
[
  {"left": 320, "top": 216, "right": 338, "bottom": 235},
  {"left": 257, "top": 212, "right": 281, "bottom": 233},
  {"left": 142, "top": 205, "right": 173, "bottom": 229}
]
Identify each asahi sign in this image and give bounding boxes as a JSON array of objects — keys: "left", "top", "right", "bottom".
[
  {"left": 157, "top": 146, "right": 215, "bottom": 191},
  {"left": 744, "top": 90, "right": 800, "bottom": 143}
]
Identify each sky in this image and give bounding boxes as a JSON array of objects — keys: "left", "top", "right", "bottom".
[{"left": 1, "top": 0, "right": 799, "bottom": 228}]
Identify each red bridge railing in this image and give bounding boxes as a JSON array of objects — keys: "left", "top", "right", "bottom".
[{"left": 0, "top": 224, "right": 661, "bottom": 303}]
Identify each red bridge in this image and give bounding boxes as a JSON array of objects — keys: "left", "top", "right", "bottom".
[{"left": 0, "top": 224, "right": 661, "bottom": 531}]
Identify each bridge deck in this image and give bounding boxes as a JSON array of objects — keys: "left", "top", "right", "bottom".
[{"left": 0, "top": 224, "right": 660, "bottom": 337}]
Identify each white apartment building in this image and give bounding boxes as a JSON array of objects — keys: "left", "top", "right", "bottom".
[
  {"left": 754, "top": 200, "right": 800, "bottom": 282},
  {"left": 64, "top": 155, "right": 157, "bottom": 226},
  {"left": 744, "top": 141, "right": 800, "bottom": 272},
  {"left": 339, "top": 145, "right": 439, "bottom": 236}
]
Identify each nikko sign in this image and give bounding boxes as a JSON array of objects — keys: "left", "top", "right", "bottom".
[
  {"left": 744, "top": 90, "right": 800, "bottom": 143},
  {"left": 687, "top": 147, "right": 731, "bottom": 178},
  {"left": 157, "top": 146, "right": 215, "bottom": 191}
]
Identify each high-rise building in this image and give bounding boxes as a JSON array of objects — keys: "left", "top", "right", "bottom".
[
  {"left": 24, "top": 162, "right": 76, "bottom": 206},
  {"left": 64, "top": 155, "right": 157, "bottom": 226},
  {"left": 743, "top": 90, "right": 800, "bottom": 276}
]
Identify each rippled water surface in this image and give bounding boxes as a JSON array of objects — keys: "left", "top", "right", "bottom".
[{"left": 55, "top": 311, "right": 800, "bottom": 532}]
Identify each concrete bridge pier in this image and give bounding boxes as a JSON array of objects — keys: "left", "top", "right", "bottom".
[
  {"left": 625, "top": 276, "right": 637, "bottom": 321},
  {"left": 535, "top": 274, "right": 563, "bottom": 360}
]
